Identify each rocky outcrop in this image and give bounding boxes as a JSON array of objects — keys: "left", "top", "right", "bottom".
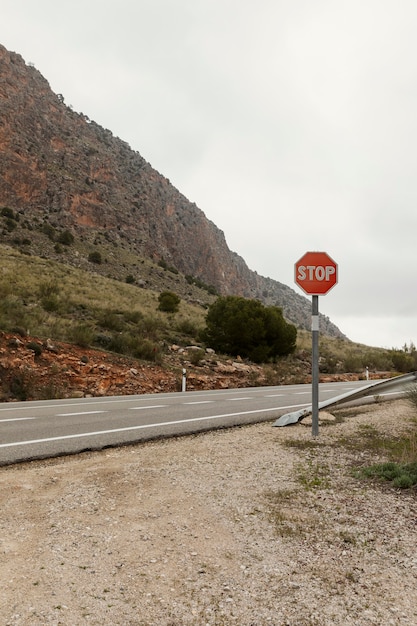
[{"left": 0, "top": 43, "right": 344, "bottom": 337}]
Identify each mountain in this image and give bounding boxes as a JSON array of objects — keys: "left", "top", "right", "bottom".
[{"left": 0, "top": 43, "right": 345, "bottom": 338}]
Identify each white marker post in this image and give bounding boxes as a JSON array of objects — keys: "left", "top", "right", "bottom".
[{"left": 295, "top": 252, "right": 338, "bottom": 437}]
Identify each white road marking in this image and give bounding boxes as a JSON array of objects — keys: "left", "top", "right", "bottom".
[
  {"left": 56, "top": 411, "right": 108, "bottom": 417},
  {"left": 0, "top": 417, "right": 36, "bottom": 422},
  {"left": 129, "top": 405, "right": 167, "bottom": 410},
  {"left": 228, "top": 397, "right": 252, "bottom": 401},
  {"left": 0, "top": 403, "right": 310, "bottom": 449},
  {"left": 184, "top": 401, "right": 214, "bottom": 405}
]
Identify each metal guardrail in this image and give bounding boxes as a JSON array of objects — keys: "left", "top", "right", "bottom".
[{"left": 273, "top": 371, "right": 417, "bottom": 427}]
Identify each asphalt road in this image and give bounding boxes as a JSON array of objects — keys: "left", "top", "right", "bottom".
[{"left": 0, "top": 380, "right": 377, "bottom": 465}]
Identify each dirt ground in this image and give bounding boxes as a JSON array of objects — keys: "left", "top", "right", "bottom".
[{"left": 1, "top": 399, "right": 417, "bottom": 625}]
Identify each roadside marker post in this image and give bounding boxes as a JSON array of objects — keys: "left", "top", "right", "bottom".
[{"left": 295, "top": 252, "right": 338, "bottom": 436}]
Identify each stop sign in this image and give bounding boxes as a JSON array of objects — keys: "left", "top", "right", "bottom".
[{"left": 295, "top": 251, "right": 338, "bottom": 295}]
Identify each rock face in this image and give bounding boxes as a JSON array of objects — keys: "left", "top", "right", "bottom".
[{"left": 0, "top": 43, "right": 344, "bottom": 337}]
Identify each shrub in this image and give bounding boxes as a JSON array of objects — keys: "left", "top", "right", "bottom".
[
  {"left": 1, "top": 207, "right": 16, "bottom": 220},
  {"left": 203, "top": 296, "right": 297, "bottom": 362},
  {"left": 176, "top": 319, "right": 200, "bottom": 338},
  {"left": 41, "top": 294, "right": 61, "bottom": 312},
  {"left": 4, "top": 218, "right": 17, "bottom": 231},
  {"left": 189, "top": 348, "right": 205, "bottom": 366},
  {"left": 39, "top": 279, "right": 60, "bottom": 298},
  {"left": 57, "top": 230, "right": 74, "bottom": 245},
  {"left": 27, "top": 341, "right": 43, "bottom": 357},
  {"left": 390, "top": 350, "right": 414, "bottom": 373},
  {"left": 158, "top": 291, "right": 180, "bottom": 313},
  {"left": 98, "top": 310, "right": 125, "bottom": 332},
  {"left": 88, "top": 251, "right": 102, "bottom": 264},
  {"left": 7, "top": 370, "right": 35, "bottom": 401},
  {"left": 42, "top": 223, "right": 56, "bottom": 240},
  {"left": 69, "top": 323, "right": 95, "bottom": 348}
]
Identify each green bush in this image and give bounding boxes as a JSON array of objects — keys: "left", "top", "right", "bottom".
[
  {"left": 27, "top": 341, "right": 43, "bottom": 357},
  {"left": 203, "top": 296, "right": 297, "bottom": 363},
  {"left": 88, "top": 250, "right": 102, "bottom": 264},
  {"left": 175, "top": 319, "right": 201, "bottom": 338},
  {"left": 98, "top": 310, "right": 125, "bottom": 332},
  {"left": 1, "top": 207, "right": 16, "bottom": 220},
  {"left": 390, "top": 350, "right": 414, "bottom": 373},
  {"left": 8, "top": 370, "right": 35, "bottom": 401},
  {"left": 158, "top": 291, "right": 180, "bottom": 313},
  {"left": 57, "top": 230, "right": 74, "bottom": 246}
]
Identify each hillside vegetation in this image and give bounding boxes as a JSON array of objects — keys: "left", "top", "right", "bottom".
[
  {"left": 0, "top": 245, "right": 208, "bottom": 362},
  {"left": 0, "top": 244, "right": 414, "bottom": 390}
]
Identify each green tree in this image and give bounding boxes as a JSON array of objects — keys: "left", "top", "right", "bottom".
[
  {"left": 203, "top": 296, "right": 296, "bottom": 363},
  {"left": 158, "top": 291, "right": 180, "bottom": 313}
]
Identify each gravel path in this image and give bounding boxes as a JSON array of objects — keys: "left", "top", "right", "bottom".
[{"left": 1, "top": 400, "right": 416, "bottom": 625}]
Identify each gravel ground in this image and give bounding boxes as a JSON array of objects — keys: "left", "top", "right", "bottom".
[{"left": 1, "top": 399, "right": 417, "bottom": 625}]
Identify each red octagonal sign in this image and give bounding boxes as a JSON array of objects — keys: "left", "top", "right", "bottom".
[{"left": 295, "top": 251, "right": 338, "bottom": 295}]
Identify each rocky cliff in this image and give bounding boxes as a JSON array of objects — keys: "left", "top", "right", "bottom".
[{"left": 0, "top": 43, "right": 344, "bottom": 337}]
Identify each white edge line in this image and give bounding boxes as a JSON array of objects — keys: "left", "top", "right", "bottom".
[{"left": 0, "top": 403, "right": 309, "bottom": 449}]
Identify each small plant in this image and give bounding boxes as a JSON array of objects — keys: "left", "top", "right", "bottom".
[
  {"left": 189, "top": 348, "right": 205, "bottom": 366},
  {"left": 297, "top": 460, "right": 331, "bottom": 490},
  {"left": 357, "top": 461, "right": 417, "bottom": 489}
]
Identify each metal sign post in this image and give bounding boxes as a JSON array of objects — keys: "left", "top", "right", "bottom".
[
  {"left": 294, "top": 251, "right": 338, "bottom": 437},
  {"left": 311, "top": 295, "right": 319, "bottom": 436}
]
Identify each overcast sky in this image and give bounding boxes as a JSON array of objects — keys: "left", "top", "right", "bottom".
[{"left": 3, "top": 0, "right": 417, "bottom": 349}]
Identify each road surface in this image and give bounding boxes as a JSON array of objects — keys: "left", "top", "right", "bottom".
[{"left": 0, "top": 380, "right": 379, "bottom": 465}]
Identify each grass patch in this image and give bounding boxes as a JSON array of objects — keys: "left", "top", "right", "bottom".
[
  {"left": 357, "top": 461, "right": 417, "bottom": 489},
  {"left": 339, "top": 401, "right": 417, "bottom": 489},
  {"left": 336, "top": 423, "right": 406, "bottom": 458},
  {"left": 282, "top": 438, "right": 327, "bottom": 451},
  {"left": 264, "top": 489, "right": 305, "bottom": 537},
  {"left": 296, "top": 459, "right": 332, "bottom": 490}
]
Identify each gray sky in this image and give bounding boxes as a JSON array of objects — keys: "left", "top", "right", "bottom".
[{"left": 3, "top": 0, "right": 417, "bottom": 349}]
